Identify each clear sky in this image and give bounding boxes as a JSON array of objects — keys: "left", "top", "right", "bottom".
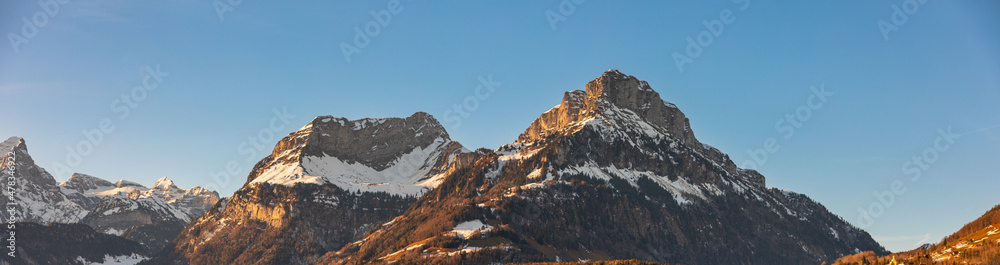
[{"left": 1, "top": 1, "right": 998, "bottom": 252}]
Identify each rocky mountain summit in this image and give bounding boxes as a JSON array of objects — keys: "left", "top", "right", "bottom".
[
  {"left": 245, "top": 112, "right": 470, "bottom": 194},
  {"left": 519, "top": 70, "right": 696, "bottom": 147},
  {"left": 154, "top": 112, "right": 477, "bottom": 264}
]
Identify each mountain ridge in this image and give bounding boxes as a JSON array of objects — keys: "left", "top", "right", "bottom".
[
  {"left": 0, "top": 136, "right": 220, "bottom": 260},
  {"left": 834, "top": 204, "right": 1000, "bottom": 264},
  {"left": 1, "top": 136, "right": 89, "bottom": 224},
  {"left": 320, "top": 70, "right": 884, "bottom": 264},
  {"left": 154, "top": 70, "right": 886, "bottom": 265}
]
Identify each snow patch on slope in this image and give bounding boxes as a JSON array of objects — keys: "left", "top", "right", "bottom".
[
  {"left": 252, "top": 137, "right": 452, "bottom": 196},
  {"left": 75, "top": 253, "right": 147, "bottom": 265},
  {"left": 450, "top": 220, "right": 492, "bottom": 239},
  {"left": 558, "top": 162, "right": 721, "bottom": 205}
]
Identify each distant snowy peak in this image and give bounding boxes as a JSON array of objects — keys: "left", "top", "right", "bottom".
[
  {"left": 60, "top": 173, "right": 131, "bottom": 210},
  {"left": 153, "top": 176, "right": 176, "bottom": 189},
  {"left": 58, "top": 173, "right": 150, "bottom": 197},
  {"left": 115, "top": 179, "right": 147, "bottom": 189},
  {"left": 59, "top": 173, "right": 116, "bottom": 194},
  {"left": 59, "top": 175, "right": 208, "bottom": 202},
  {"left": 246, "top": 112, "right": 469, "bottom": 196},
  {"left": 58, "top": 173, "right": 220, "bottom": 220},
  {"left": 140, "top": 177, "right": 186, "bottom": 202},
  {"left": 128, "top": 177, "right": 220, "bottom": 219}
]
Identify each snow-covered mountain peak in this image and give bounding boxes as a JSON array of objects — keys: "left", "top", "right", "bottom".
[
  {"left": 57, "top": 172, "right": 219, "bottom": 220},
  {"left": 245, "top": 112, "right": 469, "bottom": 196},
  {"left": 153, "top": 177, "right": 177, "bottom": 189},
  {"left": 59, "top": 173, "right": 115, "bottom": 192},
  {"left": 503, "top": 70, "right": 763, "bottom": 204},
  {"left": 115, "top": 179, "right": 147, "bottom": 189}
]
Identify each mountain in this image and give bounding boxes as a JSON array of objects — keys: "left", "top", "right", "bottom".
[
  {"left": 152, "top": 112, "right": 474, "bottom": 264},
  {"left": 834, "top": 204, "right": 1000, "bottom": 264},
  {"left": 61, "top": 174, "right": 220, "bottom": 224},
  {"left": 60, "top": 173, "right": 147, "bottom": 211},
  {"left": 73, "top": 176, "right": 219, "bottom": 254},
  {"left": 0, "top": 136, "right": 219, "bottom": 259},
  {"left": 79, "top": 194, "right": 190, "bottom": 254},
  {"left": 318, "top": 70, "right": 886, "bottom": 264},
  {"left": 0, "top": 137, "right": 88, "bottom": 224},
  {"left": 153, "top": 70, "right": 885, "bottom": 265},
  {"left": 124, "top": 177, "right": 220, "bottom": 221}
]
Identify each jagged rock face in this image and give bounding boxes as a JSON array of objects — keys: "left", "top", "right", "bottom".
[
  {"left": 519, "top": 69, "right": 697, "bottom": 148},
  {"left": 155, "top": 184, "right": 415, "bottom": 265},
  {"left": 299, "top": 112, "right": 451, "bottom": 171},
  {"left": 151, "top": 113, "right": 477, "bottom": 265},
  {"left": 2, "top": 222, "right": 148, "bottom": 265},
  {"left": 0, "top": 137, "right": 87, "bottom": 224},
  {"left": 324, "top": 70, "right": 884, "bottom": 265}
]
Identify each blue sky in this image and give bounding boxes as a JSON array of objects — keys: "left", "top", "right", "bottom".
[{"left": 1, "top": 1, "right": 998, "bottom": 252}]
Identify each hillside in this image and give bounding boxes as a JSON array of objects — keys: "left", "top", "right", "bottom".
[{"left": 834, "top": 204, "right": 1000, "bottom": 265}]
